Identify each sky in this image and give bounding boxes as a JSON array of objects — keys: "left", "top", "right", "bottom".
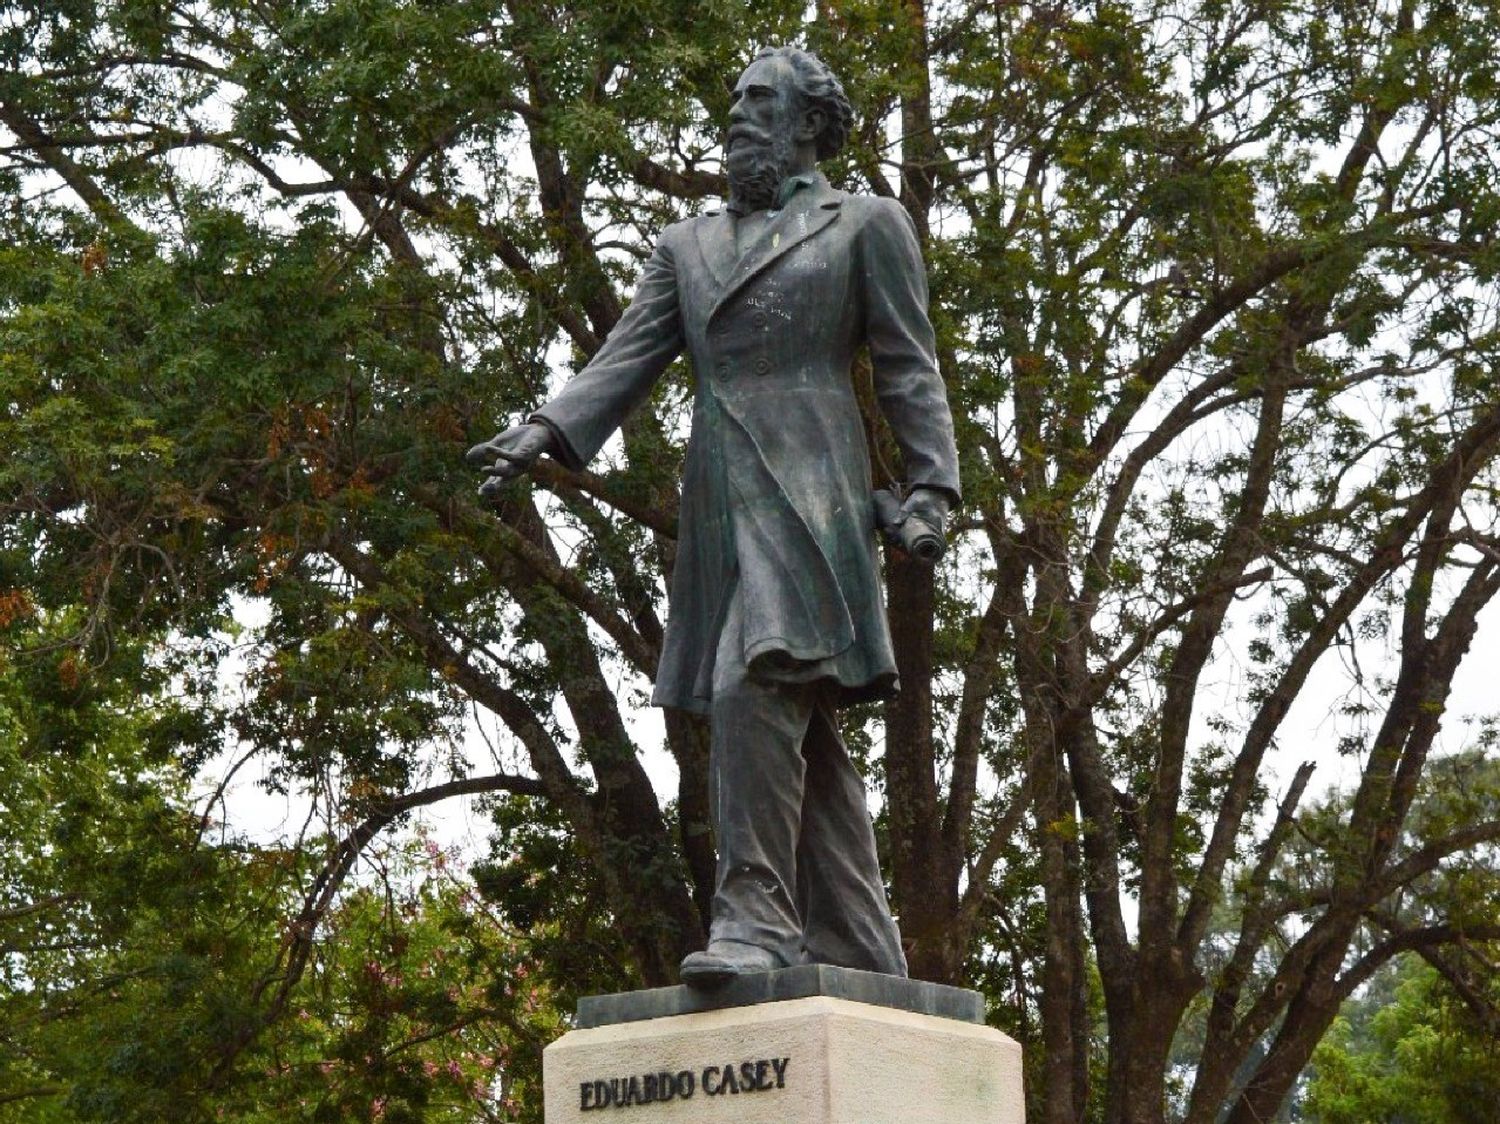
[
  {"left": 116, "top": 18, "right": 1500, "bottom": 899},
  {"left": 204, "top": 557, "right": 1500, "bottom": 879}
]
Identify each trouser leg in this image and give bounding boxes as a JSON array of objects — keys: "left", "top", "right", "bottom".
[
  {"left": 706, "top": 593, "right": 811, "bottom": 966},
  {"left": 706, "top": 590, "right": 908, "bottom": 975},
  {"left": 795, "top": 700, "right": 908, "bottom": 976}
]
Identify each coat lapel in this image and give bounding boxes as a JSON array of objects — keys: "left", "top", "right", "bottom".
[
  {"left": 705, "top": 175, "right": 843, "bottom": 324},
  {"left": 694, "top": 209, "right": 738, "bottom": 292}
]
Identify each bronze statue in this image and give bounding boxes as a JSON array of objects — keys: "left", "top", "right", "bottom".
[{"left": 468, "top": 45, "right": 960, "bottom": 988}]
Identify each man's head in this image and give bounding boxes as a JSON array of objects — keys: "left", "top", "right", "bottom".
[{"left": 725, "top": 46, "right": 853, "bottom": 212}]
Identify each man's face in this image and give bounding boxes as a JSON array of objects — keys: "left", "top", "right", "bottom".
[
  {"left": 727, "top": 55, "right": 798, "bottom": 164},
  {"left": 725, "top": 55, "right": 801, "bottom": 209}
]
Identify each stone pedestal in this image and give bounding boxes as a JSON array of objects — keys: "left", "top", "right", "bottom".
[{"left": 544, "top": 966, "right": 1024, "bottom": 1123}]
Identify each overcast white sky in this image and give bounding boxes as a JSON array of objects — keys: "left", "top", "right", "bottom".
[{"left": 101, "top": 22, "right": 1496, "bottom": 882}]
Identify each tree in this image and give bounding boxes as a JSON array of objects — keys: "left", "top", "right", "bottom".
[
  {"left": 0, "top": 607, "right": 562, "bottom": 1123},
  {"left": 3, "top": 1, "right": 1500, "bottom": 1121},
  {"left": 1302, "top": 953, "right": 1500, "bottom": 1123}
]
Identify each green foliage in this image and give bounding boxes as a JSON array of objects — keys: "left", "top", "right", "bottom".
[
  {"left": 1303, "top": 958, "right": 1500, "bottom": 1124},
  {"left": 0, "top": 611, "right": 557, "bottom": 1121},
  {"left": 3, "top": 0, "right": 1500, "bottom": 1120}
]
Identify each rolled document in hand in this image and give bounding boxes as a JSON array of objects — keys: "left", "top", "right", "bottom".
[{"left": 872, "top": 488, "right": 946, "bottom": 562}]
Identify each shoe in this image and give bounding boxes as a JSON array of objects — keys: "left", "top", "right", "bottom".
[{"left": 679, "top": 941, "right": 782, "bottom": 988}]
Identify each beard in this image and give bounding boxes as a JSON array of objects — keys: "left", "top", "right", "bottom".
[{"left": 726, "top": 129, "right": 796, "bottom": 213}]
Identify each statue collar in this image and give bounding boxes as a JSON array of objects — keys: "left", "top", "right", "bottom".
[{"left": 725, "top": 170, "right": 819, "bottom": 217}]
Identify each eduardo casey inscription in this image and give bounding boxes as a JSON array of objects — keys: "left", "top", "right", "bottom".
[{"left": 580, "top": 1057, "right": 791, "bottom": 1111}]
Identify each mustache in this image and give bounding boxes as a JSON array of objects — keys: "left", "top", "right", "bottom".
[{"left": 725, "top": 124, "right": 772, "bottom": 154}]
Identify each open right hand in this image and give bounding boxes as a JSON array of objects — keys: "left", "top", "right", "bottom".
[{"left": 465, "top": 422, "right": 556, "bottom": 498}]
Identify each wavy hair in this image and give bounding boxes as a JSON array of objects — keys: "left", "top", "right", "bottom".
[{"left": 753, "top": 46, "right": 854, "bottom": 160}]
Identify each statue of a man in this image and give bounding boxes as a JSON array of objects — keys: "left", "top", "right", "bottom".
[{"left": 468, "top": 45, "right": 960, "bottom": 987}]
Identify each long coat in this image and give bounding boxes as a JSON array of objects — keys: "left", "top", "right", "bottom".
[{"left": 533, "top": 173, "right": 961, "bottom": 714}]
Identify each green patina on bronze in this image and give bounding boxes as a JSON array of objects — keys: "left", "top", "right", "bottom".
[{"left": 468, "top": 46, "right": 959, "bottom": 988}]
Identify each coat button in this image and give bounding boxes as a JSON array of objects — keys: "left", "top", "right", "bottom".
[
  {"left": 753, "top": 312, "right": 768, "bottom": 329},
  {"left": 755, "top": 357, "right": 770, "bottom": 375},
  {"left": 716, "top": 360, "right": 729, "bottom": 375}
]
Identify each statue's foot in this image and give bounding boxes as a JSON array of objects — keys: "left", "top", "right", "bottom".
[{"left": 679, "top": 941, "right": 782, "bottom": 989}]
